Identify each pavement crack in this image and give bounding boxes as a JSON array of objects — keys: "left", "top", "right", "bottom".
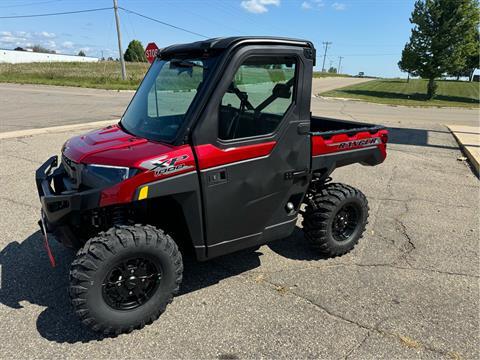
[
  {"left": 255, "top": 276, "right": 462, "bottom": 358},
  {"left": 6, "top": 154, "right": 40, "bottom": 165},
  {"left": 0, "top": 196, "right": 38, "bottom": 210},
  {"left": 369, "top": 196, "right": 476, "bottom": 209},
  {"left": 350, "top": 263, "right": 479, "bottom": 279},
  {"left": 343, "top": 331, "right": 371, "bottom": 360}
]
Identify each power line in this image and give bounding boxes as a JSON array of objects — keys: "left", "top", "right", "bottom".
[
  {"left": 321, "top": 41, "right": 332, "bottom": 72},
  {"left": 0, "top": 0, "right": 63, "bottom": 9},
  {"left": 0, "top": 7, "right": 112, "bottom": 19},
  {"left": 118, "top": 6, "right": 208, "bottom": 38},
  {"left": 326, "top": 53, "right": 400, "bottom": 57}
]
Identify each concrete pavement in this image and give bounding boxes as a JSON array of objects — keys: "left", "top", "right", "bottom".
[
  {"left": 0, "top": 80, "right": 478, "bottom": 358},
  {"left": 0, "top": 83, "right": 133, "bottom": 132},
  {"left": 311, "top": 76, "right": 373, "bottom": 94},
  {"left": 0, "top": 122, "right": 478, "bottom": 358},
  {"left": 447, "top": 125, "right": 480, "bottom": 175},
  {"left": 1, "top": 82, "right": 478, "bottom": 133}
]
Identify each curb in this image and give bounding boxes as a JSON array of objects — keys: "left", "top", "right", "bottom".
[
  {"left": 446, "top": 125, "right": 479, "bottom": 176},
  {"left": 0, "top": 119, "right": 119, "bottom": 140}
]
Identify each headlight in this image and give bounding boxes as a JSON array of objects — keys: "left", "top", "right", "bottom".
[{"left": 83, "top": 164, "right": 137, "bottom": 187}]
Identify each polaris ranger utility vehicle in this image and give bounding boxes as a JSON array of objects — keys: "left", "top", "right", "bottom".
[{"left": 36, "top": 37, "right": 388, "bottom": 335}]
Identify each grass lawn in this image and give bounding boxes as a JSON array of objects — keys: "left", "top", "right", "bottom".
[
  {"left": 0, "top": 62, "right": 350, "bottom": 90},
  {"left": 0, "top": 61, "right": 150, "bottom": 90},
  {"left": 321, "top": 79, "right": 479, "bottom": 108}
]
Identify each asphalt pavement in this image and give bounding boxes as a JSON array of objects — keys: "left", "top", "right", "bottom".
[{"left": 0, "top": 79, "right": 478, "bottom": 359}]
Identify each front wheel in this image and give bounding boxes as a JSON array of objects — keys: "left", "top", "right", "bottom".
[
  {"left": 69, "top": 225, "right": 183, "bottom": 335},
  {"left": 302, "top": 183, "right": 369, "bottom": 257}
]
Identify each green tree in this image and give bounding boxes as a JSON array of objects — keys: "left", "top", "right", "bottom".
[
  {"left": 399, "top": 0, "right": 480, "bottom": 98},
  {"left": 328, "top": 67, "right": 338, "bottom": 74},
  {"left": 124, "top": 40, "right": 147, "bottom": 62},
  {"left": 78, "top": 50, "right": 86, "bottom": 57},
  {"left": 32, "top": 44, "right": 55, "bottom": 54},
  {"left": 398, "top": 43, "right": 419, "bottom": 82}
]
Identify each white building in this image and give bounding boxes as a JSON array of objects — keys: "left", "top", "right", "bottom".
[{"left": 0, "top": 49, "right": 99, "bottom": 64}]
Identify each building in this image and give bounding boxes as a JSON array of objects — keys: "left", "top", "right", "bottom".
[{"left": 0, "top": 49, "right": 99, "bottom": 64}]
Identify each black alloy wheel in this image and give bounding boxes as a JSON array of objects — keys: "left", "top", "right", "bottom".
[
  {"left": 331, "top": 204, "right": 360, "bottom": 242},
  {"left": 102, "top": 256, "right": 162, "bottom": 310}
]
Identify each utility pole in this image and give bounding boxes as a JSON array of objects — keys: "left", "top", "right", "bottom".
[
  {"left": 338, "top": 56, "right": 343, "bottom": 74},
  {"left": 321, "top": 41, "right": 332, "bottom": 72},
  {"left": 113, "top": 0, "right": 127, "bottom": 80}
]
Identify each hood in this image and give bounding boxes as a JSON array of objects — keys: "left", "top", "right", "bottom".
[{"left": 62, "top": 124, "right": 178, "bottom": 168}]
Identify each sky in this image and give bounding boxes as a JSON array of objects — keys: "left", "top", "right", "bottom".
[{"left": 0, "top": 0, "right": 418, "bottom": 77}]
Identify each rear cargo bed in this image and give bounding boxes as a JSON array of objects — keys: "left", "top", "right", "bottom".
[{"left": 309, "top": 116, "right": 388, "bottom": 179}]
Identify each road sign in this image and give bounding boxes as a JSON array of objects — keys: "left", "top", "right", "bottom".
[{"left": 145, "top": 42, "right": 159, "bottom": 64}]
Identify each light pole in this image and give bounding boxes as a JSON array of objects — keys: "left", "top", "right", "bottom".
[{"left": 113, "top": 0, "right": 127, "bottom": 80}]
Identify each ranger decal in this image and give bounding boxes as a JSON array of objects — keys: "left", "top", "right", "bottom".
[{"left": 329, "top": 137, "right": 381, "bottom": 150}]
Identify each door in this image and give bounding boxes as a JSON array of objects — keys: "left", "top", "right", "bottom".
[{"left": 192, "top": 47, "right": 312, "bottom": 257}]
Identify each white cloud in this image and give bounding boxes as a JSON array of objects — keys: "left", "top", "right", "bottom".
[
  {"left": 332, "top": 2, "right": 346, "bottom": 10},
  {"left": 36, "top": 31, "right": 56, "bottom": 38},
  {"left": 62, "top": 41, "right": 74, "bottom": 49},
  {"left": 241, "top": 0, "right": 280, "bottom": 14},
  {"left": 301, "top": 0, "right": 324, "bottom": 11},
  {"left": 301, "top": 1, "right": 312, "bottom": 10},
  {"left": 0, "top": 30, "right": 60, "bottom": 50}
]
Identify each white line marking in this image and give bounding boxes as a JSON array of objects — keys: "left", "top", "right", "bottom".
[{"left": 0, "top": 119, "right": 119, "bottom": 140}]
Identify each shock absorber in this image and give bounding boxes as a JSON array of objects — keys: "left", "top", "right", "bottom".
[{"left": 111, "top": 206, "right": 126, "bottom": 225}]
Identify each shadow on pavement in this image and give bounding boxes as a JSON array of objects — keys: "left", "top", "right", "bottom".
[
  {"left": 338, "top": 88, "right": 478, "bottom": 105},
  {"left": 0, "top": 231, "right": 263, "bottom": 343},
  {"left": 387, "top": 127, "right": 458, "bottom": 150},
  {"left": 267, "top": 227, "right": 328, "bottom": 261}
]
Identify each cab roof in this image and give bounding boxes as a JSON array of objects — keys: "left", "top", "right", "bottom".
[{"left": 159, "top": 36, "right": 315, "bottom": 57}]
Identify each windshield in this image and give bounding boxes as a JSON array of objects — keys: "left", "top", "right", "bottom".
[{"left": 121, "top": 56, "right": 216, "bottom": 142}]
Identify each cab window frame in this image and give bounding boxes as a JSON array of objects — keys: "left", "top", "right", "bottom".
[{"left": 216, "top": 54, "right": 299, "bottom": 143}]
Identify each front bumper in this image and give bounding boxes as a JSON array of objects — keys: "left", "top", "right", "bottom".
[{"left": 35, "top": 156, "right": 101, "bottom": 246}]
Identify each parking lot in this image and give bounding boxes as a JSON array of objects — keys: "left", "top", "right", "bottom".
[{"left": 0, "top": 81, "right": 478, "bottom": 359}]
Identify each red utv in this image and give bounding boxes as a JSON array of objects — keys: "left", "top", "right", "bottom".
[{"left": 36, "top": 37, "right": 388, "bottom": 334}]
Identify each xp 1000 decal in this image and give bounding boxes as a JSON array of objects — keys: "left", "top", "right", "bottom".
[{"left": 140, "top": 154, "right": 194, "bottom": 177}]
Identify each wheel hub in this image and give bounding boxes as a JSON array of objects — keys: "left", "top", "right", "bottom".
[
  {"left": 102, "top": 257, "right": 162, "bottom": 310},
  {"left": 332, "top": 204, "right": 360, "bottom": 242}
]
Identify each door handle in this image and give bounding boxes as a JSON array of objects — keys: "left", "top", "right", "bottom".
[
  {"left": 284, "top": 169, "right": 309, "bottom": 180},
  {"left": 207, "top": 169, "right": 227, "bottom": 185}
]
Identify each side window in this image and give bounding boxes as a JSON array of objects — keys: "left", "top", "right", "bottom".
[{"left": 218, "top": 56, "right": 296, "bottom": 141}]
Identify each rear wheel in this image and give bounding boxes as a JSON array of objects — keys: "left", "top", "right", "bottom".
[
  {"left": 302, "top": 183, "right": 369, "bottom": 257},
  {"left": 69, "top": 224, "right": 183, "bottom": 335}
]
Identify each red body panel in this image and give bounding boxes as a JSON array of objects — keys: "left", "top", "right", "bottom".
[
  {"left": 99, "top": 146, "right": 197, "bottom": 207},
  {"left": 63, "top": 124, "right": 177, "bottom": 168},
  {"left": 63, "top": 123, "right": 386, "bottom": 208},
  {"left": 194, "top": 142, "right": 277, "bottom": 170},
  {"left": 311, "top": 129, "right": 388, "bottom": 161},
  {"left": 61, "top": 124, "right": 196, "bottom": 207}
]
